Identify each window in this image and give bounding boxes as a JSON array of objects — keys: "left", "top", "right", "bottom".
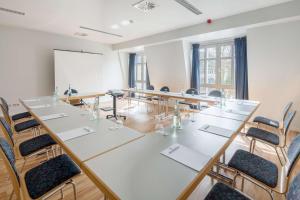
[
  {"left": 199, "top": 42, "right": 235, "bottom": 97},
  {"left": 135, "top": 54, "right": 147, "bottom": 90}
]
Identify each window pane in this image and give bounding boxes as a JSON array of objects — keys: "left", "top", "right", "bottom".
[
  {"left": 200, "top": 48, "right": 205, "bottom": 59},
  {"left": 136, "top": 64, "right": 142, "bottom": 81},
  {"left": 206, "top": 60, "right": 216, "bottom": 84},
  {"left": 136, "top": 82, "right": 142, "bottom": 89},
  {"left": 221, "top": 59, "right": 232, "bottom": 85},
  {"left": 200, "top": 60, "right": 205, "bottom": 84},
  {"left": 221, "top": 45, "right": 232, "bottom": 58},
  {"left": 207, "top": 47, "right": 216, "bottom": 58},
  {"left": 143, "top": 65, "right": 147, "bottom": 81},
  {"left": 136, "top": 55, "right": 142, "bottom": 63}
]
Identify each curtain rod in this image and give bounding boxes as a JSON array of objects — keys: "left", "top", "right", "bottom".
[{"left": 53, "top": 49, "right": 103, "bottom": 55}]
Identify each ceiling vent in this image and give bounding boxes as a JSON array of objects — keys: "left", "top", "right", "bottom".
[
  {"left": 80, "top": 26, "right": 123, "bottom": 38},
  {"left": 0, "top": 7, "right": 25, "bottom": 16},
  {"left": 174, "top": 0, "right": 202, "bottom": 15},
  {"left": 132, "top": 0, "right": 157, "bottom": 13}
]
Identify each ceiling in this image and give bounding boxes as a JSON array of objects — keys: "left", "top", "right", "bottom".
[{"left": 0, "top": 0, "right": 292, "bottom": 44}]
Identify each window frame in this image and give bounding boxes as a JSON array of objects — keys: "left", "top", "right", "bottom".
[
  {"left": 199, "top": 42, "right": 235, "bottom": 90},
  {"left": 135, "top": 54, "right": 147, "bottom": 90}
]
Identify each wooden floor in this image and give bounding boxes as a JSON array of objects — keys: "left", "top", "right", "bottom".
[{"left": 0, "top": 100, "right": 299, "bottom": 200}]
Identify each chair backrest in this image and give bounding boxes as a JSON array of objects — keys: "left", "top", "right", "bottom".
[
  {"left": 0, "top": 137, "right": 21, "bottom": 199},
  {"left": 282, "top": 102, "right": 293, "bottom": 122},
  {"left": 0, "top": 117, "right": 15, "bottom": 146},
  {"left": 287, "top": 173, "right": 300, "bottom": 200},
  {"left": 286, "top": 134, "right": 300, "bottom": 177},
  {"left": 147, "top": 85, "right": 154, "bottom": 90},
  {"left": 0, "top": 97, "right": 9, "bottom": 113},
  {"left": 186, "top": 88, "right": 199, "bottom": 95},
  {"left": 0, "top": 103, "right": 12, "bottom": 125},
  {"left": 64, "top": 88, "right": 78, "bottom": 95},
  {"left": 283, "top": 111, "right": 296, "bottom": 136},
  {"left": 208, "top": 90, "right": 222, "bottom": 98},
  {"left": 160, "top": 86, "right": 169, "bottom": 92}
]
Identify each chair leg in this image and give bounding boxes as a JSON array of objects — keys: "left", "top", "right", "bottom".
[
  {"left": 241, "top": 177, "right": 245, "bottom": 192},
  {"left": 70, "top": 180, "right": 77, "bottom": 200},
  {"left": 60, "top": 188, "right": 64, "bottom": 199},
  {"left": 20, "top": 158, "right": 27, "bottom": 173},
  {"left": 280, "top": 147, "right": 287, "bottom": 163}
]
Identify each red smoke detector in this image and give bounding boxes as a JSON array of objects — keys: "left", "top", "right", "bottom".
[{"left": 207, "top": 19, "right": 212, "bottom": 24}]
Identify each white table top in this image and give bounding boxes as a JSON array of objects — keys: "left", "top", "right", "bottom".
[
  {"left": 83, "top": 112, "right": 246, "bottom": 200},
  {"left": 20, "top": 97, "right": 144, "bottom": 162}
]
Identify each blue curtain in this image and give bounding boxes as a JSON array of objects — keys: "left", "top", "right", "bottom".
[
  {"left": 145, "top": 64, "right": 151, "bottom": 89},
  {"left": 234, "top": 37, "right": 249, "bottom": 100},
  {"left": 191, "top": 44, "right": 200, "bottom": 91},
  {"left": 128, "top": 53, "right": 136, "bottom": 88}
]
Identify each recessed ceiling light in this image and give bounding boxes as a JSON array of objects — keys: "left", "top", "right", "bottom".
[
  {"left": 121, "top": 20, "right": 134, "bottom": 26},
  {"left": 111, "top": 24, "right": 120, "bottom": 29},
  {"left": 74, "top": 32, "right": 88, "bottom": 37}
]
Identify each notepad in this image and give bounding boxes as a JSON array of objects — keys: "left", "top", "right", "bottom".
[
  {"left": 199, "top": 124, "right": 234, "bottom": 138},
  {"left": 40, "top": 113, "right": 68, "bottom": 121},
  {"left": 225, "top": 109, "right": 250, "bottom": 116},
  {"left": 56, "top": 127, "right": 95, "bottom": 141},
  {"left": 29, "top": 104, "right": 51, "bottom": 109},
  {"left": 23, "top": 98, "right": 40, "bottom": 102},
  {"left": 161, "top": 143, "right": 211, "bottom": 171}
]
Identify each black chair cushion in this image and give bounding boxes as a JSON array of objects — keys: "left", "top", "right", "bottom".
[
  {"left": 14, "top": 119, "right": 40, "bottom": 132},
  {"left": 228, "top": 150, "right": 278, "bottom": 188},
  {"left": 25, "top": 154, "right": 81, "bottom": 199},
  {"left": 287, "top": 173, "right": 300, "bottom": 200},
  {"left": 19, "top": 134, "right": 56, "bottom": 157},
  {"left": 11, "top": 112, "right": 31, "bottom": 121},
  {"left": 246, "top": 127, "right": 279, "bottom": 145},
  {"left": 205, "top": 182, "right": 250, "bottom": 200},
  {"left": 253, "top": 116, "right": 279, "bottom": 128}
]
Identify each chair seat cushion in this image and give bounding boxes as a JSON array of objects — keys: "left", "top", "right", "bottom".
[
  {"left": 246, "top": 127, "right": 279, "bottom": 145},
  {"left": 14, "top": 119, "right": 40, "bottom": 132},
  {"left": 205, "top": 182, "right": 250, "bottom": 200},
  {"left": 228, "top": 150, "right": 278, "bottom": 188},
  {"left": 253, "top": 116, "right": 279, "bottom": 128},
  {"left": 25, "top": 154, "right": 81, "bottom": 199},
  {"left": 19, "top": 134, "right": 56, "bottom": 157},
  {"left": 11, "top": 112, "right": 31, "bottom": 121}
]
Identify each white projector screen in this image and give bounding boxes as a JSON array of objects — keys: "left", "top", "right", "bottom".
[{"left": 54, "top": 50, "right": 103, "bottom": 95}]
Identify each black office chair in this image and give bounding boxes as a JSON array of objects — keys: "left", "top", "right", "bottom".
[
  {"left": 0, "top": 97, "right": 31, "bottom": 122},
  {"left": 179, "top": 88, "right": 200, "bottom": 110},
  {"left": 63, "top": 88, "right": 78, "bottom": 95},
  {"left": 0, "top": 117, "right": 57, "bottom": 171},
  {"left": 205, "top": 172, "right": 300, "bottom": 200},
  {"left": 224, "top": 134, "right": 300, "bottom": 199},
  {"left": 247, "top": 111, "right": 296, "bottom": 165},
  {"left": 0, "top": 104, "right": 40, "bottom": 136},
  {"left": 160, "top": 86, "right": 170, "bottom": 92},
  {"left": 208, "top": 90, "right": 222, "bottom": 98},
  {"left": 253, "top": 102, "right": 293, "bottom": 129},
  {"left": 0, "top": 137, "right": 80, "bottom": 200}
]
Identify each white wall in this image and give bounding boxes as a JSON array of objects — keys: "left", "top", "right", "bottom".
[
  {"left": 248, "top": 20, "right": 300, "bottom": 131},
  {"left": 145, "top": 41, "right": 189, "bottom": 91},
  {"left": 0, "top": 25, "right": 126, "bottom": 108}
]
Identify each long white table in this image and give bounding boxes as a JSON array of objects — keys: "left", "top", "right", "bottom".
[{"left": 20, "top": 95, "right": 259, "bottom": 200}]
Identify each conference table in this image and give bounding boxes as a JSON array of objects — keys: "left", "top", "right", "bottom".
[
  {"left": 20, "top": 95, "right": 259, "bottom": 200},
  {"left": 123, "top": 88, "right": 222, "bottom": 115}
]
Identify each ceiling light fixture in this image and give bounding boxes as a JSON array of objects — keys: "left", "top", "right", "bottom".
[
  {"left": 174, "top": 0, "right": 202, "bottom": 15},
  {"left": 121, "top": 20, "right": 134, "bottom": 26},
  {"left": 0, "top": 7, "right": 25, "bottom": 15},
  {"left": 80, "top": 26, "right": 123, "bottom": 38},
  {"left": 111, "top": 24, "right": 120, "bottom": 29},
  {"left": 132, "top": 0, "right": 157, "bottom": 13}
]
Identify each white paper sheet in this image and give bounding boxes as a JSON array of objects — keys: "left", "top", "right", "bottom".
[
  {"left": 40, "top": 113, "right": 68, "bottom": 121},
  {"left": 29, "top": 104, "right": 51, "bottom": 109},
  {"left": 199, "top": 124, "right": 234, "bottom": 138},
  {"left": 225, "top": 109, "right": 250, "bottom": 116},
  {"left": 56, "top": 126, "right": 96, "bottom": 141},
  {"left": 160, "top": 143, "right": 211, "bottom": 171}
]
